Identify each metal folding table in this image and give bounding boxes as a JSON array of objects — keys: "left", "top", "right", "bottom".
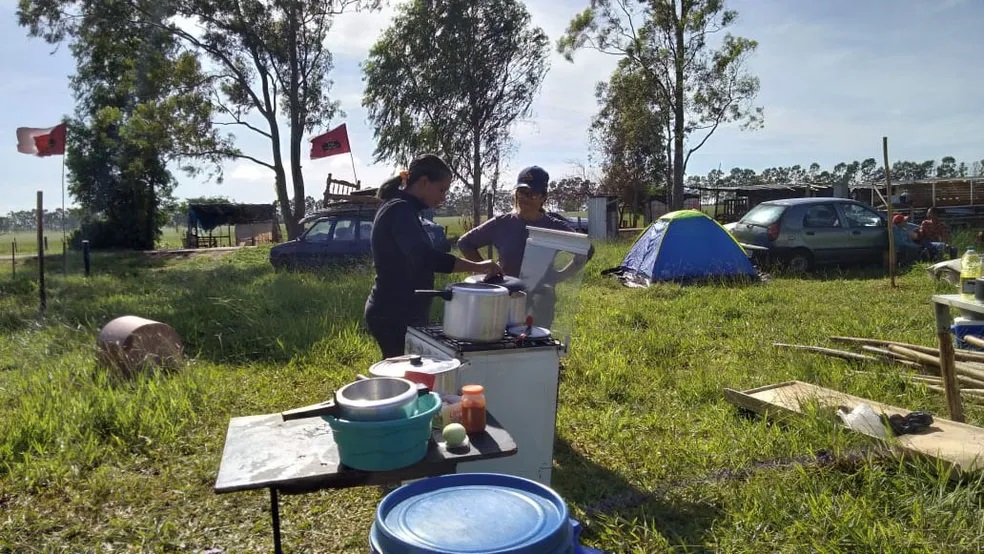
[
  {"left": 930, "top": 293, "right": 984, "bottom": 423},
  {"left": 214, "top": 411, "right": 517, "bottom": 553}
]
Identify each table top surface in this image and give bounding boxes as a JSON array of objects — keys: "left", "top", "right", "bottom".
[
  {"left": 932, "top": 294, "right": 984, "bottom": 314},
  {"left": 214, "top": 410, "right": 517, "bottom": 495}
]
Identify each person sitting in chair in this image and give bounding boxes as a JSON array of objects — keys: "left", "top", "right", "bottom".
[{"left": 916, "top": 207, "right": 951, "bottom": 261}]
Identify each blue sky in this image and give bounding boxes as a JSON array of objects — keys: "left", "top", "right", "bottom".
[{"left": 1, "top": 0, "right": 982, "bottom": 213}]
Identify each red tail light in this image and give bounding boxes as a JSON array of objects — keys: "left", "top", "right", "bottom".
[{"left": 766, "top": 222, "right": 781, "bottom": 241}]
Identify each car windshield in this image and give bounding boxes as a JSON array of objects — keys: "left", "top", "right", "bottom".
[{"left": 741, "top": 204, "right": 785, "bottom": 225}]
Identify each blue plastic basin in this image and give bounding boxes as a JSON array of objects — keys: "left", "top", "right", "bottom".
[
  {"left": 325, "top": 392, "right": 440, "bottom": 472},
  {"left": 370, "top": 473, "right": 596, "bottom": 554}
]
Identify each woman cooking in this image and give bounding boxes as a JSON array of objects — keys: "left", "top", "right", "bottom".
[
  {"left": 457, "top": 166, "right": 592, "bottom": 327},
  {"left": 365, "top": 154, "right": 501, "bottom": 358}
]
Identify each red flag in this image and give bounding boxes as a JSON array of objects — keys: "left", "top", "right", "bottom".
[
  {"left": 16, "top": 123, "right": 67, "bottom": 157},
  {"left": 310, "top": 123, "right": 351, "bottom": 160}
]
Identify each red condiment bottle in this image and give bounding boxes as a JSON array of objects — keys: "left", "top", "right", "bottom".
[{"left": 460, "top": 384, "right": 487, "bottom": 434}]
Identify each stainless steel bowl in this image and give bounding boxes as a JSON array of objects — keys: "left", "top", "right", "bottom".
[{"left": 333, "top": 377, "right": 419, "bottom": 421}]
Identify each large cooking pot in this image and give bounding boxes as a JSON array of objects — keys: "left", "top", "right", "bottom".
[
  {"left": 369, "top": 355, "right": 462, "bottom": 396},
  {"left": 280, "top": 376, "right": 429, "bottom": 421},
  {"left": 414, "top": 282, "right": 509, "bottom": 343},
  {"left": 464, "top": 274, "right": 528, "bottom": 327}
]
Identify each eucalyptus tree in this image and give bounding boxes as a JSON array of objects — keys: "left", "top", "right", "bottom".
[
  {"left": 19, "top": 0, "right": 231, "bottom": 249},
  {"left": 559, "top": 0, "right": 763, "bottom": 210},
  {"left": 363, "top": 0, "right": 549, "bottom": 224}
]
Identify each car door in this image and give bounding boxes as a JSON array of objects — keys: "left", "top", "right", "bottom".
[
  {"left": 299, "top": 218, "right": 335, "bottom": 268},
  {"left": 838, "top": 202, "right": 888, "bottom": 263},
  {"left": 329, "top": 218, "right": 359, "bottom": 260},
  {"left": 799, "top": 203, "right": 853, "bottom": 264},
  {"left": 355, "top": 219, "right": 373, "bottom": 257}
]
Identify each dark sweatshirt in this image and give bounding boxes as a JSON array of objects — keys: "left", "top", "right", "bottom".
[{"left": 367, "top": 191, "right": 456, "bottom": 322}]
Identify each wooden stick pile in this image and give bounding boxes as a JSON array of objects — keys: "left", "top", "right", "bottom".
[{"left": 773, "top": 336, "right": 984, "bottom": 405}]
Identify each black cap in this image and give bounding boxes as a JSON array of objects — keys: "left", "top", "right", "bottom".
[{"left": 516, "top": 166, "right": 549, "bottom": 195}]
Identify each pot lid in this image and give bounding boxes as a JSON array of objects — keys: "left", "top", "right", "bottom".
[
  {"left": 369, "top": 355, "right": 461, "bottom": 377},
  {"left": 371, "top": 473, "right": 571, "bottom": 554},
  {"left": 465, "top": 273, "right": 527, "bottom": 293},
  {"left": 506, "top": 325, "right": 552, "bottom": 339}
]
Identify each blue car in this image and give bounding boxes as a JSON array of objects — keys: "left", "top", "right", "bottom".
[{"left": 270, "top": 207, "right": 450, "bottom": 270}]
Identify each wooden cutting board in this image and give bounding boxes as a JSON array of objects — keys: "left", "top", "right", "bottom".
[{"left": 724, "top": 380, "right": 984, "bottom": 476}]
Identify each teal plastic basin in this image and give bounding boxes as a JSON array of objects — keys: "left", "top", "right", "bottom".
[{"left": 325, "top": 392, "right": 440, "bottom": 471}]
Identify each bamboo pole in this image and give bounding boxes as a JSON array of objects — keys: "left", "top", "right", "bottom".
[
  {"left": 963, "top": 335, "right": 984, "bottom": 349},
  {"left": 887, "top": 344, "right": 984, "bottom": 382},
  {"left": 859, "top": 345, "right": 924, "bottom": 368},
  {"left": 830, "top": 336, "right": 984, "bottom": 363},
  {"left": 926, "top": 384, "right": 984, "bottom": 402},
  {"left": 773, "top": 343, "right": 879, "bottom": 362}
]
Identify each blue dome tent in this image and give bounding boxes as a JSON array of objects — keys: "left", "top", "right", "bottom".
[{"left": 604, "top": 210, "right": 759, "bottom": 286}]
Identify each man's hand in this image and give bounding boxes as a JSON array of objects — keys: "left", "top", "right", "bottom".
[{"left": 471, "top": 259, "right": 502, "bottom": 276}]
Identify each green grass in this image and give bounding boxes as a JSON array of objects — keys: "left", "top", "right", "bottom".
[{"left": 2, "top": 242, "right": 984, "bottom": 552}]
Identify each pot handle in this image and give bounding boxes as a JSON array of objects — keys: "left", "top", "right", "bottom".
[
  {"left": 281, "top": 399, "right": 340, "bottom": 421},
  {"left": 414, "top": 289, "right": 453, "bottom": 301}
]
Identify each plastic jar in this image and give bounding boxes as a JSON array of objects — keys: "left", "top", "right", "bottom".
[{"left": 459, "top": 384, "right": 487, "bottom": 434}]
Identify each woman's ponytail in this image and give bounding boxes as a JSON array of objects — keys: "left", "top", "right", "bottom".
[{"left": 377, "top": 176, "right": 403, "bottom": 200}]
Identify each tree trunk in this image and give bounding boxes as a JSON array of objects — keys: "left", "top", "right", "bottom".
[
  {"left": 671, "top": 0, "right": 686, "bottom": 211},
  {"left": 286, "top": 1, "right": 306, "bottom": 232},
  {"left": 471, "top": 117, "right": 482, "bottom": 229},
  {"left": 270, "top": 120, "right": 297, "bottom": 239}
]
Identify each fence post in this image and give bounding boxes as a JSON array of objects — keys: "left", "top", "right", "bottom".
[
  {"left": 83, "top": 240, "right": 91, "bottom": 277},
  {"left": 37, "top": 191, "right": 46, "bottom": 314},
  {"left": 44, "top": 236, "right": 49, "bottom": 252},
  {"left": 10, "top": 242, "right": 14, "bottom": 277}
]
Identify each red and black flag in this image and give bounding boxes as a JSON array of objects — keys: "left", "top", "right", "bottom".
[
  {"left": 310, "top": 123, "right": 351, "bottom": 160},
  {"left": 16, "top": 123, "right": 68, "bottom": 157}
]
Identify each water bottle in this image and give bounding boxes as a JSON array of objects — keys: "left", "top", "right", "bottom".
[{"left": 960, "top": 249, "right": 981, "bottom": 298}]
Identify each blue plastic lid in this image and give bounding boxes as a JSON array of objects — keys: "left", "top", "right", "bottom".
[{"left": 372, "top": 473, "right": 573, "bottom": 554}]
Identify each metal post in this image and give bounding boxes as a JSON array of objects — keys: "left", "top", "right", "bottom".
[
  {"left": 270, "top": 488, "right": 283, "bottom": 554},
  {"left": 37, "top": 191, "right": 46, "bottom": 314},
  {"left": 82, "top": 240, "right": 90, "bottom": 277}
]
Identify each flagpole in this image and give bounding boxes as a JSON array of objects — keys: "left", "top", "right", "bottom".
[
  {"left": 348, "top": 151, "right": 359, "bottom": 188},
  {"left": 60, "top": 151, "right": 66, "bottom": 274}
]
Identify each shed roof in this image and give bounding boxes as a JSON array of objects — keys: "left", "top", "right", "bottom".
[{"left": 188, "top": 203, "right": 277, "bottom": 232}]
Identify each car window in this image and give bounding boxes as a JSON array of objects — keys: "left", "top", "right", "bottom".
[
  {"left": 840, "top": 203, "right": 883, "bottom": 228},
  {"left": 358, "top": 221, "right": 373, "bottom": 240},
  {"left": 802, "top": 204, "right": 841, "bottom": 228},
  {"left": 305, "top": 219, "right": 334, "bottom": 242},
  {"left": 332, "top": 219, "right": 356, "bottom": 241},
  {"left": 741, "top": 204, "right": 785, "bottom": 225}
]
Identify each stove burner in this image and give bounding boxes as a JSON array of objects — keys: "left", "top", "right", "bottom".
[{"left": 411, "top": 325, "right": 560, "bottom": 353}]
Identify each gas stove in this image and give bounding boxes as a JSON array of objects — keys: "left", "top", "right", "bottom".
[{"left": 409, "top": 325, "right": 561, "bottom": 354}]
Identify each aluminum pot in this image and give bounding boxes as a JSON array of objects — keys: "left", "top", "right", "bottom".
[
  {"left": 414, "top": 282, "right": 509, "bottom": 342},
  {"left": 369, "top": 355, "right": 462, "bottom": 396},
  {"left": 464, "top": 274, "right": 529, "bottom": 327},
  {"left": 280, "top": 376, "right": 428, "bottom": 421}
]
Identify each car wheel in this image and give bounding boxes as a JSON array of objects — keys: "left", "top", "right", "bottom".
[
  {"left": 786, "top": 249, "right": 813, "bottom": 273},
  {"left": 271, "top": 258, "right": 291, "bottom": 272}
]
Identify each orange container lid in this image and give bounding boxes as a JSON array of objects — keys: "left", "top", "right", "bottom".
[{"left": 461, "top": 384, "right": 484, "bottom": 395}]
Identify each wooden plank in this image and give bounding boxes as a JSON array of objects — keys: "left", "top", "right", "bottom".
[{"left": 724, "top": 380, "right": 984, "bottom": 475}]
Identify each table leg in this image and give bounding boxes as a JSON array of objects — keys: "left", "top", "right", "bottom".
[
  {"left": 270, "top": 487, "right": 283, "bottom": 554},
  {"left": 934, "top": 302, "right": 965, "bottom": 422}
]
